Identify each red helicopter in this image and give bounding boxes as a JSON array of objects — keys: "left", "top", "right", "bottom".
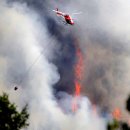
[{"left": 53, "top": 8, "right": 75, "bottom": 25}]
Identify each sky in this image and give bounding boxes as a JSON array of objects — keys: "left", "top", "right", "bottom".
[{"left": 0, "top": 0, "right": 130, "bottom": 130}]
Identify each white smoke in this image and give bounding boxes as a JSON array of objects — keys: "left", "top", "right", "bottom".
[{"left": 0, "top": 0, "right": 106, "bottom": 130}]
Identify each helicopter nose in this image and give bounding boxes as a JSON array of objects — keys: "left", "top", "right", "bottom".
[
  {"left": 71, "top": 22, "right": 74, "bottom": 25},
  {"left": 72, "top": 19, "right": 75, "bottom": 24},
  {"left": 71, "top": 21, "right": 74, "bottom": 25}
]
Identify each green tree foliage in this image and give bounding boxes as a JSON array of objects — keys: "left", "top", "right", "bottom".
[
  {"left": 0, "top": 93, "right": 29, "bottom": 130},
  {"left": 107, "top": 119, "right": 119, "bottom": 130}
]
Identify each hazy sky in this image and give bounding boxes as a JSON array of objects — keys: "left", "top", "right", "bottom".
[{"left": 0, "top": 0, "right": 130, "bottom": 129}]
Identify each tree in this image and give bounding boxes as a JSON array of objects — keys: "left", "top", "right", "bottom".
[
  {"left": 121, "top": 122, "right": 130, "bottom": 130},
  {"left": 107, "top": 119, "right": 119, "bottom": 130},
  {"left": 0, "top": 93, "right": 29, "bottom": 130},
  {"left": 126, "top": 95, "right": 130, "bottom": 112}
]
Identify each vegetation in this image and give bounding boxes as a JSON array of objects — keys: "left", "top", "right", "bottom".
[
  {"left": 0, "top": 93, "right": 29, "bottom": 130},
  {"left": 126, "top": 95, "right": 130, "bottom": 112},
  {"left": 107, "top": 119, "right": 119, "bottom": 130}
]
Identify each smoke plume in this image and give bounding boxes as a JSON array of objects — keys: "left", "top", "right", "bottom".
[
  {"left": 65, "top": 0, "right": 130, "bottom": 121},
  {"left": 0, "top": 0, "right": 106, "bottom": 130}
]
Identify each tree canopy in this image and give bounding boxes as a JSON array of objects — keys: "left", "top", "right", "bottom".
[{"left": 0, "top": 93, "right": 29, "bottom": 130}]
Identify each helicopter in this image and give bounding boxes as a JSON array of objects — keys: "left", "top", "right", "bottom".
[{"left": 53, "top": 8, "right": 80, "bottom": 25}]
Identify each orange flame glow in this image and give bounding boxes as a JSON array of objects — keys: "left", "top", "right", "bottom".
[
  {"left": 72, "top": 47, "right": 83, "bottom": 112},
  {"left": 75, "top": 48, "right": 83, "bottom": 80},
  {"left": 112, "top": 108, "right": 121, "bottom": 120},
  {"left": 75, "top": 81, "right": 81, "bottom": 96}
]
